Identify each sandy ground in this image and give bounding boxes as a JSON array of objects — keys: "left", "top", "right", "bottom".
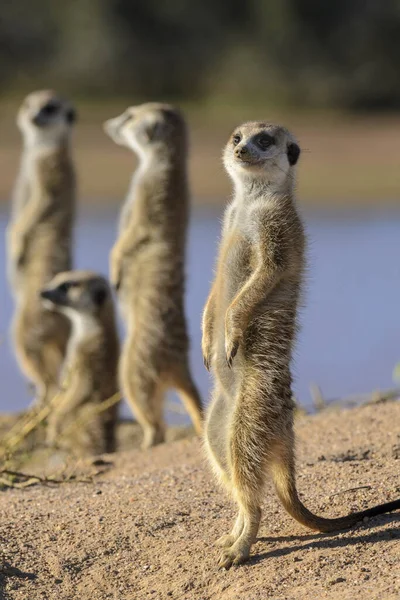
[
  {"left": 0, "top": 101, "right": 400, "bottom": 205},
  {"left": 0, "top": 401, "right": 399, "bottom": 600}
]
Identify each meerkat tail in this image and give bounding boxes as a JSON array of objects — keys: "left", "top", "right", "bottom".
[{"left": 270, "top": 453, "right": 400, "bottom": 533}]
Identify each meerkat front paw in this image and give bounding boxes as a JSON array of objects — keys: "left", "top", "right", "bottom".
[
  {"left": 203, "top": 353, "right": 211, "bottom": 371},
  {"left": 201, "top": 334, "right": 212, "bottom": 371},
  {"left": 225, "top": 309, "right": 244, "bottom": 367}
]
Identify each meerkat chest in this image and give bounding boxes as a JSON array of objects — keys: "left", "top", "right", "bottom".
[
  {"left": 216, "top": 232, "right": 251, "bottom": 308},
  {"left": 221, "top": 205, "right": 252, "bottom": 270}
]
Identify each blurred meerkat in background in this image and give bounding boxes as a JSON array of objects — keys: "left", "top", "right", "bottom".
[
  {"left": 41, "top": 271, "right": 120, "bottom": 455},
  {"left": 104, "top": 103, "right": 203, "bottom": 448},
  {"left": 7, "top": 90, "right": 76, "bottom": 406}
]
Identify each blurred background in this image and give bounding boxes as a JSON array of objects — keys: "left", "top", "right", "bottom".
[{"left": 1, "top": 0, "right": 399, "bottom": 418}]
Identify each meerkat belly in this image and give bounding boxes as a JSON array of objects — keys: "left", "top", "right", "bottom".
[
  {"left": 245, "top": 281, "right": 300, "bottom": 363},
  {"left": 24, "top": 227, "right": 72, "bottom": 283},
  {"left": 122, "top": 250, "right": 186, "bottom": 342}
]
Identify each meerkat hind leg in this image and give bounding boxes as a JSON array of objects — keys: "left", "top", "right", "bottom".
[
  {"left": 172, "top": 365, "right": 203, "bottom": 435},
  {"left": 205, "top": 390, "right": 248, "bottom": 552},
  {"left": 217, "top": 395, "right": 268, "bottom": 568},
  {"left": 139, "top": 382, "right": 166, "bottom": 449},
  {"left": 123, "top": 369, "right": 166, "bottom": 449},
  {"left": 215, "top": 510, "right": 245, "bottom": 548},
  {"left": 217, "top": 503, "right": 262, "bottom": 569},
  {"left": 205, "top": 389, "right": 231, "bottom": 487}
]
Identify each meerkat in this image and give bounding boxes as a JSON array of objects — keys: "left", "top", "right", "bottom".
[
  {"left": 103, "top": 103, "right": 203, "bottom": 448},
  {"left": 6, "top": 90, "right": 76, "bottom": 405},
  {"left": 40, "top": 271, "right": 120, "bottom": 455},
  {"left": 202, "top": 122, "right": 400, "bottom": 568}
]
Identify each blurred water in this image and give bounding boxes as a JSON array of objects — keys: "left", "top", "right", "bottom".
[{"left": 1, "top": 206, "right": 399, "bottom": 422}]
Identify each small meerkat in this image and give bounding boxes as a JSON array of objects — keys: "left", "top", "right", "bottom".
[
  {"left": 203, "top": 122, "right": 400, "bottom": 568},
  {"left": 41, "top": 271, "right": 120, "bottom": 455},
  {"left": 7, "top": 90, "right": 76, "bottom": 405},
  {"left": 103, "top": 103, "right": 203, "bottom": 448}
]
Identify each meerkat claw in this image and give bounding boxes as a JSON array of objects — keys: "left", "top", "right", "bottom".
[
  {"left": 226, "top": 340, "right": 239, "bottom": 367},
  {"left": 218, "top": 547, "right": 249, "bottom": 569}
]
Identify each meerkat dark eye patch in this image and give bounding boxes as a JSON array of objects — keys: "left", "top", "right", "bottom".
[
  {"left": 58, "top": 281, "right": 78, "bottom": 294},
  {"left": 287, "top": 142, "right": 300, "bottom": 166},
  {"left": 232, "top": 134, "right": 241, "bottom": 146},
  {"left": 42, "top": 101, "right": 60, "bottom": 116},
  {"left": 58, "top": 282, "right": 70, "bottom": 294},
  {"left": 256, "top": 134, "right": 275, "bottom": 150}
]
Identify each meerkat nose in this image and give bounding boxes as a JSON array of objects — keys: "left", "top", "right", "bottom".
[
  {"left": 40, "top": 289, "right": 54, "bottom": 301},
  {"left": 103, "top": 119, "right": 116, "bottom": 136},
  {"left": 235, "top": 146, "right": 248, "bottom": 158}
]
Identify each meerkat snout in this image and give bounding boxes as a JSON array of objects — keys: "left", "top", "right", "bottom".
[
  {"left": 40, "top": 287, "right": 62, "bottom": 307},
  {"left": 103, "top": 116, "right": 123, "bottom": 144},
  {"left": 234, "top": 145, "right": 249, "bottom": 159}
]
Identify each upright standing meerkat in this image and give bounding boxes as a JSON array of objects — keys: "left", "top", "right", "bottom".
[
  {"left": 203, "top": 122, "right": 400, "bottom": 568},
  {"left": 41, "top": 271, "right": 120, "bottom": 455},
  {"left": 103, "top": 103, "right": 203, "bottom": 448},
  {"left": 7, "top": 90, "right": 76, "bottom": 405}
]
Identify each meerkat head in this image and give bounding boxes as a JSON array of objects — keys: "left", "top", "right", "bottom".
[
  {"left": 103, "top": 102, "right": 186, "bottom": 159},
  {"left": 40, "top": 271, "right": 112, "bottom": 322},
  {"left": 17, "top": 90, "right": 77, "bottom": 148},
  {"left": 223, "top": 122, "right": 300, "bottom": 191}
]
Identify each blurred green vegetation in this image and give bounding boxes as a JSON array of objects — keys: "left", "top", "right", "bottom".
[{"left": 1, "top": 0, "right": 400, "bottom": 110}]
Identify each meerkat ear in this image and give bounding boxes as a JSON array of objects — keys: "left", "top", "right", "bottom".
[
  {"left": 145, "top": 120, "right": 164, "bottom": 142},
  {"left": 90, "top": 281, "right": 108, "bottom": 306},
  {"left": 66, "top": 108, "right": 77, "bottom": 124},
  {"left": 287, "top": 142, "right": 300, "bottom": 166}
]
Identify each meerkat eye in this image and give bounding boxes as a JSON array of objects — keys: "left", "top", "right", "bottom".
[
  {"left": 59, "top": 281, "right": 78, "bottom": 293},
  {"left": 42, "top": 102, "right": 60, "bottom": 116},
  {"left": 257, "top": 134, "right": 275, "bottom": 150},
  {"left": 232, "top": 134, "right": 241, "bottom": 146},
  {"left": 58, "top": 282, "right": 71, "bottom": 293}
]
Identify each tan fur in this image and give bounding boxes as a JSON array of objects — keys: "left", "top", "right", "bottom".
[
  {"left": 203, "top": 122, "right": 400, "bottom": 568},
  {"left": 7, "top": 90, "right": 76, "bottom": 405},
  {"left": 104, "top": 103, "right": 203, "bottom": 448},
  {"left": 41, "top": 271, "right": 120, "bottom": 455}
]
